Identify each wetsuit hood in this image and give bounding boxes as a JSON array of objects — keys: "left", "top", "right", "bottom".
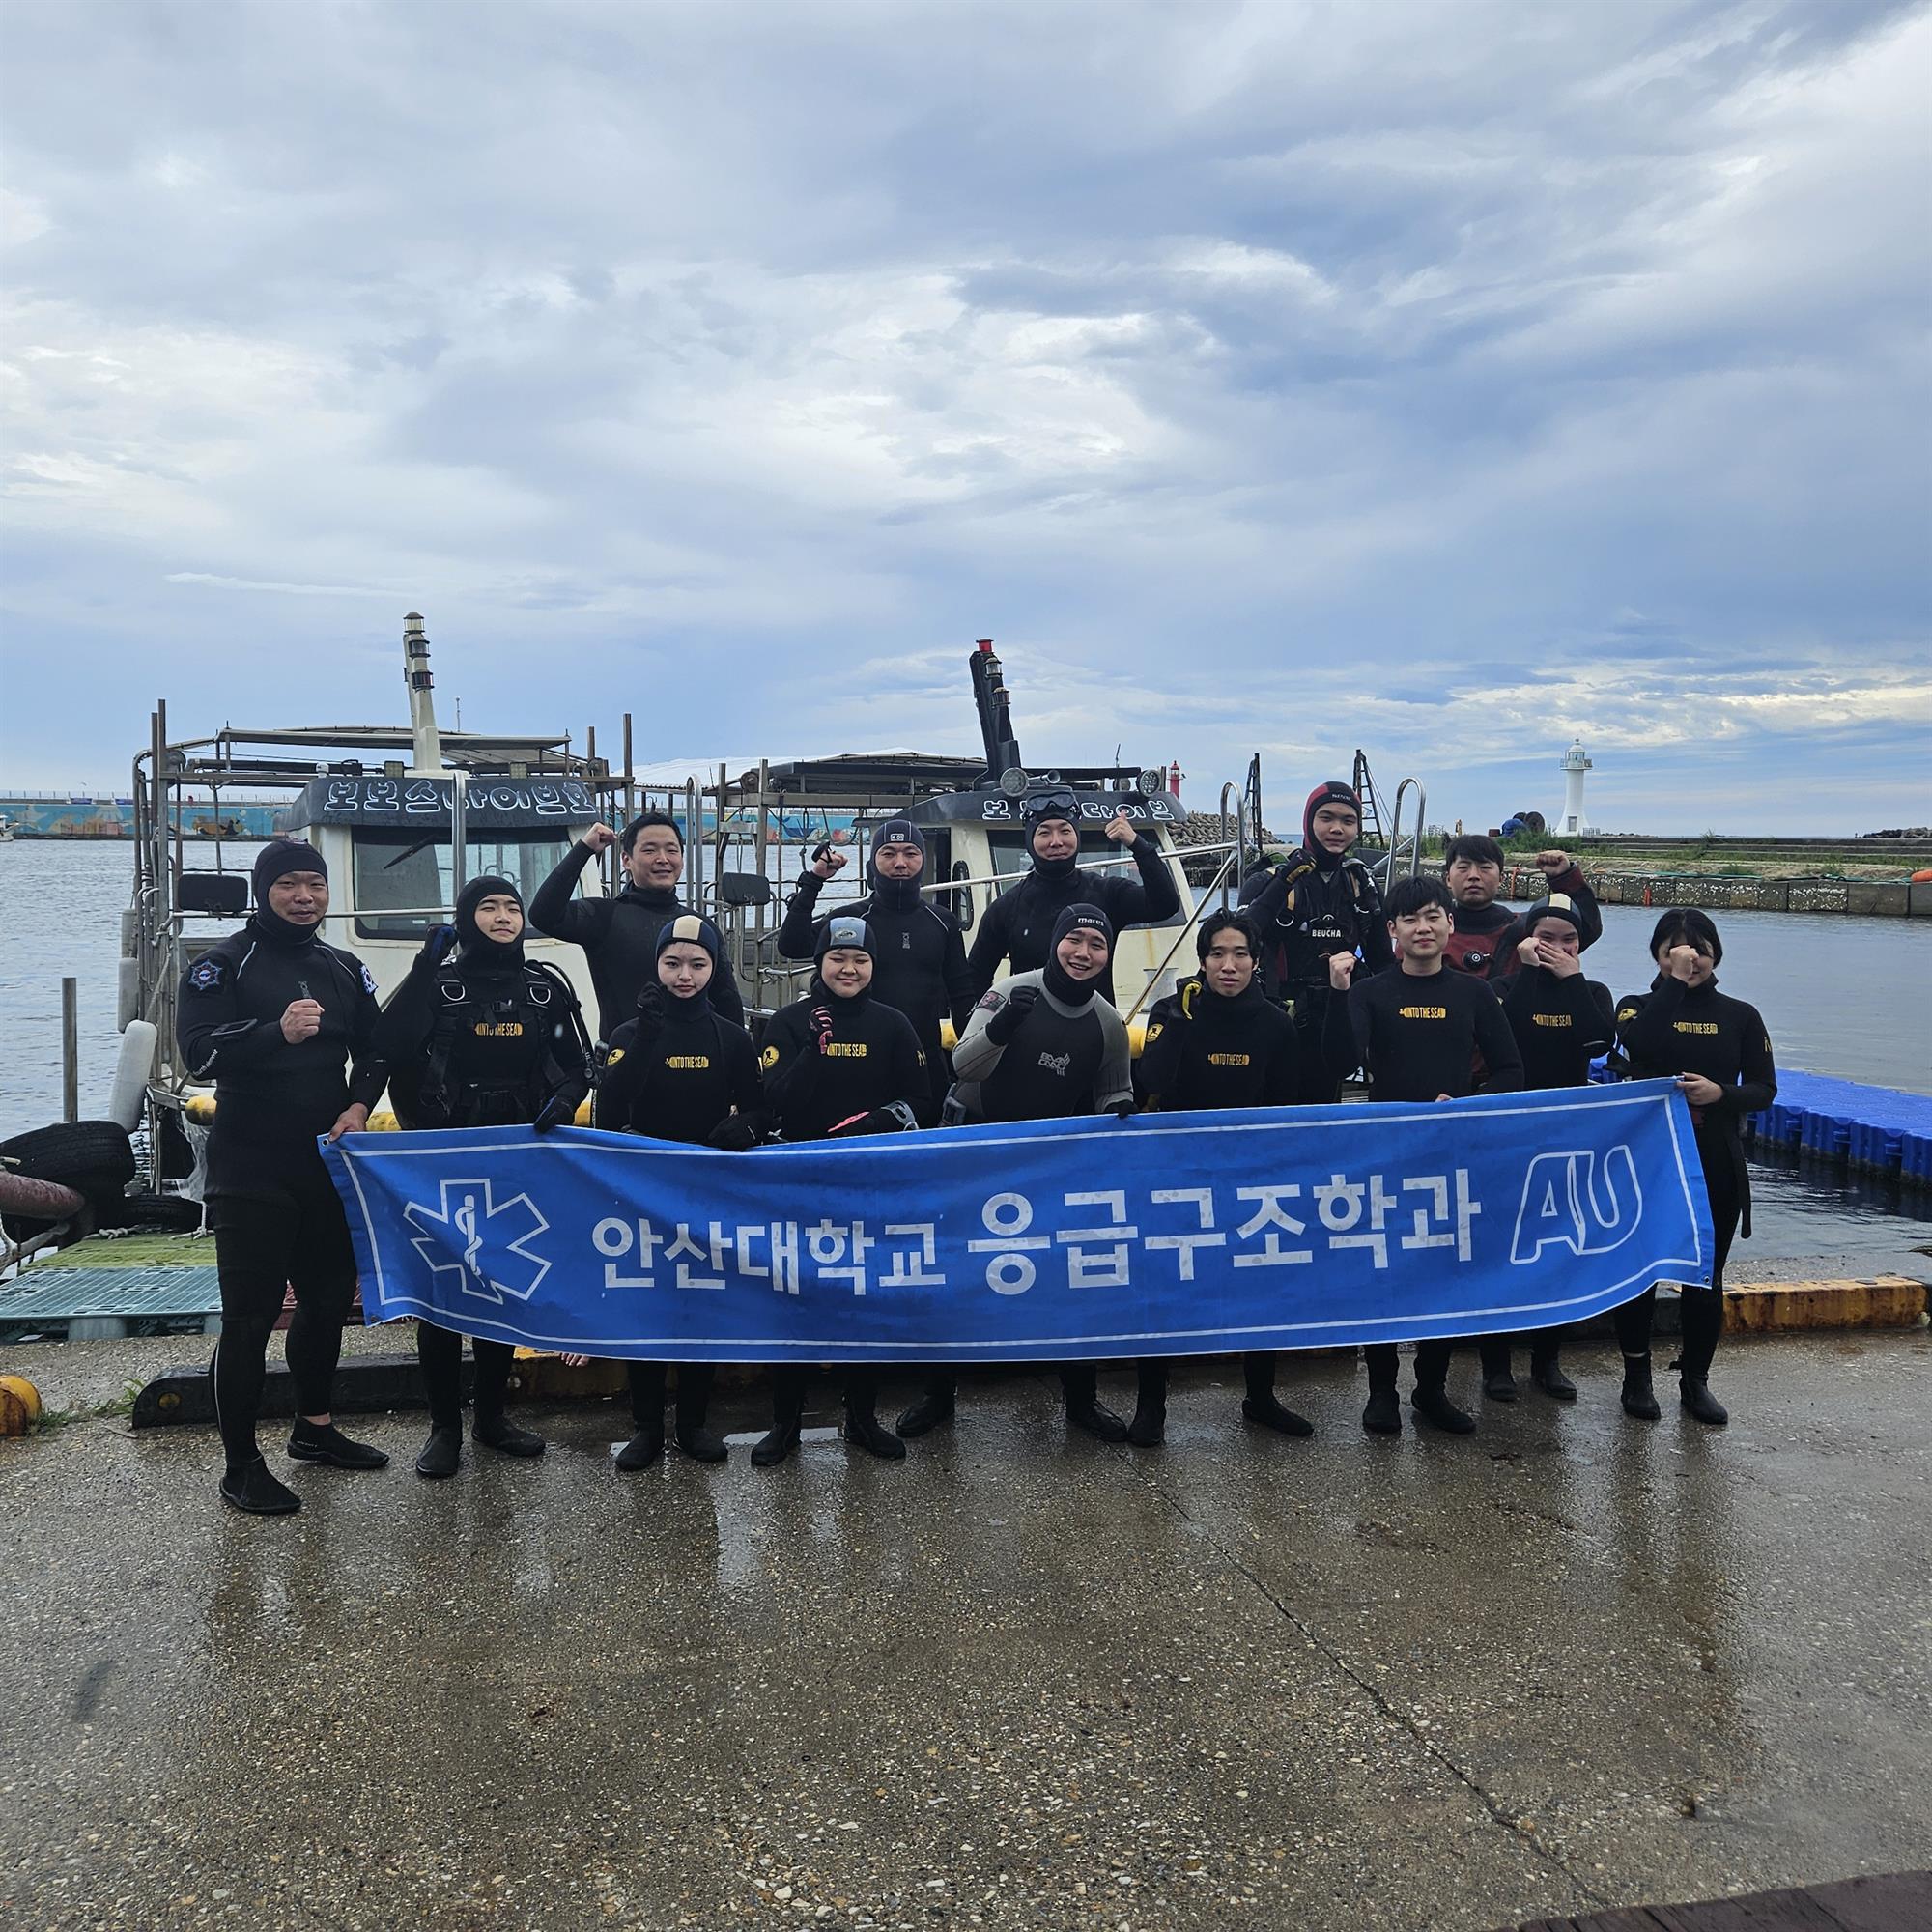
[
  {"left": 654, "top": 911, "right": 723, "bottom": 1014},
  {"left": 249, "top": 838, "right": 329, "bottom": 947},
  {"left": 1027, "top": 806, "right": 1081, "bottom": 882},
  {"left": 455, "top": 873, "right": 526, "bottom": 980},
  {"left": 867, "top": 818, "right": 927, "bottom": 912},
  {"left": 1042, "top": 902, "right": 1112, "bottom": 1008},
  {"left": 1302, "top": 781, "right": 1363, "bottom": 873}
]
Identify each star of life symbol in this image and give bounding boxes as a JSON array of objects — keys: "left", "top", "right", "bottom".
[{"left": 403, "top": 1179, "right": 552, "bottom": 1304}]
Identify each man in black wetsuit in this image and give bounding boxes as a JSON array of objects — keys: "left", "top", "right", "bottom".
[
  {"left": 900, "top": 904, "right": 1136, "bottom": 1444},
  {"left": 594, "top": 914, "right": 764, "bottom": 1468},
  {"left": 967, "top": 791, "right": 1180, "bottom": 1006},
  {"left": 530, "top": 810, "right": 745, "bottom": 1038},
  {"left": 755, "top": 915, "right": 928, "bottom": 1468},
  {"left": 1483, "top": 894, "right": 1616, "bottom": 1405},
  {"left": 776, "top": 817, "right": 974, "bottom": 1122},
  {"left": 375, "top": 873, "right": 591, "bottom": 1478},
  {"left": 1325, "top": 873, "right": 1524, "bottom": 1436},
  {"left": 1137, "top": 908, "right": 1311, "bottom": 1445},
  {"left": 1238, "top": 780, "right": 1391, "bottom": 1099},
  {"left": 177, "top": 838, "right": 388, "bottom": 1516}
]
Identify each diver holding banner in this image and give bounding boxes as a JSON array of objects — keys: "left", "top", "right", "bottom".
[{"left": 326, "top": 1077, "right": 1713, "bottom": 1377}]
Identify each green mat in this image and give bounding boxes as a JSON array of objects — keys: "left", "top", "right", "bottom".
[{"left": 26, "top": 1232, "right": 215, "bottom": 1270}]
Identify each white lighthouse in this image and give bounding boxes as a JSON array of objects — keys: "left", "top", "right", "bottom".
[{"left": 1558, "top": 738, "right": 1593, "bottom": 838}]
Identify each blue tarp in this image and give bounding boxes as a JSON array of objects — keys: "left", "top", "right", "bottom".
[{"left": 324, "top": 1080, "right": 1713, "bottom": 1362}]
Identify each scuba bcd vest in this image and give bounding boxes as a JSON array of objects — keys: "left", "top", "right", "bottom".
[{"left": 401, "top": 959, "right": 590, "bottom": 1128}]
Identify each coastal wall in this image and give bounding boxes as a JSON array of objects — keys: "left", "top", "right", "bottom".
[{"left": 1507, "top": 866, "right": 1930, "bottom": 919}]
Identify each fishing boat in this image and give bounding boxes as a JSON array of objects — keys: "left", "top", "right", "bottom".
[{"left": 2, "top": 615, "right": 1294, "bottom": 1315}]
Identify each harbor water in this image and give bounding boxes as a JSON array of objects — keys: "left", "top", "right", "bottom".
[{"left": 3, "top": 838, "right": 1928, "bottom": 1271}]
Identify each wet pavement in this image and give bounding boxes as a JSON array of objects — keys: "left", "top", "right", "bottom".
[{"left": 2, "top": 1331, "right": 1929, "bottom": 1932}]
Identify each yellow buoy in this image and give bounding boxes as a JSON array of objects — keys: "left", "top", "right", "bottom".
[{"left": 0, "top": 1375, "right": 43, "bottom": 1436}]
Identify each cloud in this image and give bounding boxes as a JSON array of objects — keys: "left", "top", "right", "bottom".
[{"left": 0, "top": 0, "right": 1926, "bottom": 834}]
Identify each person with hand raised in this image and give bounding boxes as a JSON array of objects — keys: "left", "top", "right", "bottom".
[
  {"left": 967, "top": 792, "right": 1180, "bottom": 1006},
  {"left": 1611, "top": 910, "right": 1776, "bottom": 1427},
  {"left": 530, "top": 810, "right": 745, "bottom": 1040},
  {"left": 775, "top": 818, "right": 974, "bottom": 1122},
  {"left": 177, "top": 838, "right": 389, "bottom": 1516}
]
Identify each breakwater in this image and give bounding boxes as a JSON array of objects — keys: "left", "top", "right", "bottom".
[{"left": 1504, "top": 866, "right": 1930, "bottom": 919}]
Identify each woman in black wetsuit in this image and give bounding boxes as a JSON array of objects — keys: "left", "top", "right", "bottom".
[{"left": 1613, "top": 909, "right": 1777, "bottom": 1427}]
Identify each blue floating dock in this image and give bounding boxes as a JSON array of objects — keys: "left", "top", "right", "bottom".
[{"left": 1747, "top": 1069, "right": 1932, "bottom": 1185}]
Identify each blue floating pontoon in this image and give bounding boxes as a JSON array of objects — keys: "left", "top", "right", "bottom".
[{"left": 1746, "top": 1069, "right": 1932, "bottom": 1185}]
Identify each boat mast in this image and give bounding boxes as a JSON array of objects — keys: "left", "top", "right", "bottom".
[
  {"left": 402, "top": 611, "right": 465, "bottom": 893},
  {"left": 403, "top": 611, "right": 442, "bottom": 776}
]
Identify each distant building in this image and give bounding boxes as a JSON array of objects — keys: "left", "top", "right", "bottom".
[{"left": 1557, "top": 740, "right": 1592, "bottom": 838}]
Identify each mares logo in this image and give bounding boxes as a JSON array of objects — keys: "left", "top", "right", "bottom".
[
  {"left": 1510, "top": 1147, "right": 1641, "bottom": 1263},
  {"left": 404, "top": 1179, "right": 552, "bottom": 1303}
]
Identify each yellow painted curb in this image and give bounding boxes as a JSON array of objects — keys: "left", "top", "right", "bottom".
[{"left": 1723, "top": 1275, "right": 1928, "bottom": 1334}]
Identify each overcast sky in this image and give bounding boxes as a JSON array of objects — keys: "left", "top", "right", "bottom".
[{"left": 3, "top": 1, "right": 1927, "bottom": 834}]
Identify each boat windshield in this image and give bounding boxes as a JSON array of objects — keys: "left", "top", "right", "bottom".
[{"left": 350, "top": 829, "right": 580, "bottom": 940}]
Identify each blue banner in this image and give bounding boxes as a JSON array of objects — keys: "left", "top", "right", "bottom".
[{"left": 323, "top": 1081, "right": 1714, "bottom": 1362}]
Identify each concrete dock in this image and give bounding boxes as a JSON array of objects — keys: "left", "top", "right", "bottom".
[{"left": 3, "top": 1331, "right": 1929, "bottom": 1931}]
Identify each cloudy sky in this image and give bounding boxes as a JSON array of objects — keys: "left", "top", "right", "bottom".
[{"left": 3, "top": 1, "right": 1927, "bottom": 834}]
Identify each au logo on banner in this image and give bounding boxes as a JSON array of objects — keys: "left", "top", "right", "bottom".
[
  {"left": 327, "top": 1082, "right": 1714, "bottom": 1364},
  {"left": 1511, "top": 1147, "right": 1642, "bottom": 1263}
]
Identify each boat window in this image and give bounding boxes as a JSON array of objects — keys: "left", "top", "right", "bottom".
[{"left": 350, "top": 830, "right": 579, "bottom": 940}]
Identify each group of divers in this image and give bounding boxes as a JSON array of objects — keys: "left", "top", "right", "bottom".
[{"left": 180, "top": 780, "right": 1776, "bottom": 1515}]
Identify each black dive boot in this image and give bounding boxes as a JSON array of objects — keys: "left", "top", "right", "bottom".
[
  {"left": 220, "top": 1455, "right": 301, "bottom": 1515},
  {"left": 414, "top": 1426, "right": 463, "bottom": 1480},
  {"left": 673, "top": 1367, "right": 727, "bottom": 1463},
  {"left": 895, "top": 1373, "right": 956, "bottom": 1439},
  {"left": 1679, "top": 1378, "right": 1729, "bottom": 1426},
  {"left": 1620, "top": 1354, "right": 1661, "bottom": 1421},
  {"left": 753, "top": 1371, "right": 806, "bottom": 1467},
  {"left": 843, "top": 1388, "right": 906, "bottom": 1462},
  {"left": 1127, "top": 1363, "right": 1167, "bottom": 1448},
  {"left": 1479, "top": 1341, "right": 1518, "bottom": 1403},
  {"left": 614, "top": 1424, "right": 665, "bottom": 1471},
  {"left": 473, "top": 1411, "right": 545, "bottom": 1458},
  {"left": 1530, "top": 1348, "right": 1577, "bottom": 1402},
  {"left": 1062, "top": 1366, "right": 1128, "bottom": 1443},
  {"left": 1410, "top": 1383, "right": 1476, "bottom": 1435},
  {"left": 1241, "top": 1355, "right": 1314, "bottom": 1436},
  {"left": 287, "top": 1420, "right": 389, "bottom": 1469},
  {"left": 1362, "top": 1361, "right": 1403, "bottom": 1436},
  {"left": 1676, "top": 1289, "right": 1727, "bottom": 1426}
]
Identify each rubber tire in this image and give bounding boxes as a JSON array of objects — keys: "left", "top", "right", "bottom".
[
  {"left": 0, "top": 1121, "right": 135, "bottom": 1196},
  {"left": 90, "top": 1191, "right": 204, "bottom": 1234}
]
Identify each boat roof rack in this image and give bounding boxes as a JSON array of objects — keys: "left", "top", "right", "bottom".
[
  {"left": 745, "top": 753, "right": 987, "bottom": 798},
  {"left": 741, "top": 753, "right": 1151, "bottom": 800}
]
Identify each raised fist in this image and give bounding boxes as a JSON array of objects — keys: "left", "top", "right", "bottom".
[{"left": 985, "top": 985, "right": 1039, "bottom": 1044}]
